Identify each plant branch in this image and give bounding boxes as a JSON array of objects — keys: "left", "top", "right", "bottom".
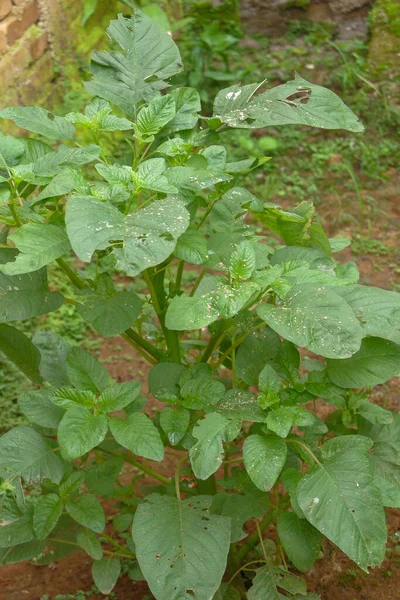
[
  {"left": 285, "top": 438, "right": 322, "bottom": 467},
  {"left": 47, "top": 537, "right": 134, "bottom": 560},
  {"left": 124, "top": 327, "right": 162, "bottom": 361},
  {"left": 236, "top": 510, "right": 276, "bottom": 563},
  {"left": 56, "top": 257, "right": 88, "bottom": 290}
]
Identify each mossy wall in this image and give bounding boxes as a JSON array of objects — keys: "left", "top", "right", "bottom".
[{"left": 0, "top": 0, "right": 123, "bottom": 110}]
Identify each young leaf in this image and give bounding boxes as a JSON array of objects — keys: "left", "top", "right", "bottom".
[
  {"left": 216, "top": 389, "right": 266, "bottom": 423},
  {"left": 163, "top": 87, "right": 201, "bottom": 133},
  {"left": 277, "top": 512, "right": 322, "bottom": 572},
  {"left": 166, "top": 293, "right": 220, "bottom": 331},
  {"left": 297, "top": 436, "right": 387, "bottom": 571},
  {"left": 160, "top": 407, "right": 190, "bottom": 445},
  {"left": 0, "top": 324, "right": 42, "bottom": 382},
  {"left": 66, "top": 346, "right": 109, "bottom": 393},
  {"left": 213, "top": 74, "right": 363, "bottom": 132},
  {"left": 236, "top": 327, "right": 281, "bottom": 385},
  {"left": 59, "top": 471, "right": 85, "bottom": 499},
  {"left": 189, "top": 412, "right": 230, "bottom": 479},
  {"left": 66, "top": 493, "right": 105, "bottom": 533},
  {"left": 33, "top": 494, "right": 63, "bottom": 539},
  {"left": 32, "top": 331, "right": 70, "bottom": 387},
  {"left": 77, "top": 290, "right": 141, "bottom": 337},
  {"left": 0, "top": 106, "right": 75, "bottom": 140},
  {"left": 174, "top": 229, "right": 208, "bottom": 265},
  {"left": 85, "top": 11, "right": 183, "bottom": 117},
  {"left": 247, "top": 564, "right": 280, "bottom": 600},
  {"left": 258, "top": 364, "right": 281, "bottom": 408},
  {"left": 65, "top": 196, "right": 124, "bottom": 262},
  {"left": 1, "top": 225, "right": 70, "bottom": 275},
  {"left": 58, "top": 406, "right": 108, "bottom": 460},
  {"left": 85, "top": 458, "right": 124, "bottom": 497},
  {"left": 327, "top": 337, "right": 400, "bottom": 388},
  {"left": 180, "top": 377, "right": 225, "bottom": 410},
  {"left": 212, "top": 491, "right": 269, "bottom": 542},
  {"left": 0, "top": 426, "right": 64, "bottom": 484},
  {"left": 136, "top": 95, "right": 176, "bottom": 139},
  {"left": 92, "top": 557, "right": 121, "bottom": 594},
  {"left": 243, "top": 434, "right": 287, "bottom": 491},
  {"left": 229, "top": 240, "right": 256, "bottom": 280},
  {"left": 133, "top": 495, "right": 231, "bottom": 600},
  {"left": 18, "top": 390, "right": 65, "bottom": 429},
  {"left": 258, "top": 283, "right": 363, "bottom": 359},
  {"left": 77, "top": 528, "right": 103, "bottom": 560},
  {"left": 98, "top": 381, "right": 141, "bottom": 413},
  {"left": 110, "top": 413, "right": 164, "bottom": 461},
  {"left": 148, "top": 362, "right": 185, "bottom": 402},
  {"left": 266, "top": 407, "right": 315, "bottom": 438}
]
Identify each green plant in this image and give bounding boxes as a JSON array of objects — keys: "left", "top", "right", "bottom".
[{"left": 0, "top": 9, "right": 399, "bottom": 600}]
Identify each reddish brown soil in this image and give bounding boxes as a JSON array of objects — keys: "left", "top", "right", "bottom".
[{"left": 1, "top": 176, "right": 399, "bottom": 600}]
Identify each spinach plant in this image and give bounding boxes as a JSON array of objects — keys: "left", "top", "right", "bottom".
[{"left": 0, "top": 10, "right": 399, "bottom": 599}]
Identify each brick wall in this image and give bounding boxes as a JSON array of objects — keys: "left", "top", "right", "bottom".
[{"left": 0, "top": 0, "right": 117, "bottom": 109}]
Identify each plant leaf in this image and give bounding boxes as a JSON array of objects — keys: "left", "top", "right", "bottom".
[
  {"left": 277, "top": 512, "right": 322, "bottom": 572},
  {"left": 0, "top": 324, "right": 42, "bottom": 382},
  {"left": 212, "top": 491, "right": 269, "bottom": 542},
  {"left": 33, "top": 494, "right": 63, "bottom": 539},
  {"left": 0, "top": 107, "right": 75, "bottom": 140},
  {"left": 258, "top": 284, "right": 363, "bottom": 359},
  {"left": 66, "top": 346, "right": 109, "bottom": 393},
  {"left": 58, "top": 406, "right": 108, "bottom": 460},
  {"left": 98, "top": 381, "right": 142, "bottom": 413},
  {"left": 327, "top": 337, "right": 400, "bottom": 388},
  {"left": 189, "top": 413, "right": 229, "bottom": 480},
  {"left": 174, "top": 229, "right": 208, "bottom": 265},
  {"left": 160, "top": 407, "right": 190, "bottom": 446},
  {"left": 66, "top": 494, "right": 105, "bottom": 533},
  {"left": 247, "top": 564, "right": 280, "bottom": 600},
  {"left": 92, "top": 557, "right": 121, "bottom": 594},
  {"left": 0, "top": 426, "right": 64, "bottom": 483},
  {"left": 18, "top": 390, "right": 65, "bottom": 429},
  {"left": 77, "top": 290, "right": 141, "bottom": 337},
  {"left": 297, "top": 435, "right": 387, "bottom": 570},
  {"left": 76, "top": 528, "right": 103, "bottom": 560},
  {"left": 85, "top": 11, "right": 183, "bottom": 117},
  {"left": 133, "top": 494, "right": 231, "bottom": 600},
  {"left": 243, "top": 434, "right": 287, "bottom": 491},
  {"left": 110, "top": 413, "right": 164, "bottom": 461}
]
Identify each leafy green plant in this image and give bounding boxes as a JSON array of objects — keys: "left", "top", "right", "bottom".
[{"left": 0, "top": 9, "right": 399, "bottom": 600}]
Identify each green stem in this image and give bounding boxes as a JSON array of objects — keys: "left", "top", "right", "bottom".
[
  {"left": 175, "top": 260, "right": 184, "bottom": 293},
  {"left": 200, "top": 330, "right": 226, "bottom": 363},
  {"left": 121, "top": 332, "right": 157, "bottom": 365},
  {"left": 190, "top": 268, "right": 206, "bottom": 297},
  {"left": 48, "top": 537, "right": 134, "bottom": 560},
  {"left": 56, "top": 258, "right": 87, "bottom": 290},
  {"left": 195, "top": 475, "right": 217, "bottom": 495},
  {"left": 212, "top": 322, "right": 266, "bottom": 372},
  {"left": 8, "top": 201, "right": 22, "bottom": 227},
  {"left": 101, "top": 533, "right": 136, "bottom": 558},
  {"left": 227, "top": 560, "right": 266, "bottom": 586},
  {"left": 285, "top": 439, "right": 322, "bottom": 467},
  {"left": 124, "top": 327, "right": 162, "bottom": 361},
  {"left": 236, "top": 510, "right": 276, "bottom": 564}
]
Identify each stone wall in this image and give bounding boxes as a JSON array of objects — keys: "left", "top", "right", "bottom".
[
  {"left": 239, "top": 0, "right": 373, "bottom": 39},
  {"left": 0, "top": 0, "right": 117, "bottom": 109}
]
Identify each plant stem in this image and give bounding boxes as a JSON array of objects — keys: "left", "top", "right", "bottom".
[
  {"left": 190, "top": 268, "right": 206, "bottom": 296},
  {"left": 175, "top": 260, "right": 184, "bottom": 292},
  {"left": 285, "top": 438, "right": 322, "bottom": 467},
  {"left": 236, "top": 510, "right": 276, "bottom": 564},
  {"left": 121, "top": 332, "right": 157, "bottom": 365},
  {"left": 200, "top": 330, "right": 226, "bottom": 363},
  {"left": 47, "top": 537, "right": 134, "bottom": 560},
  {"left": 101, "top": 533, "right": 136, "bottom": 558},
  {"left": 227, "top": 560, "right": 266, "bottom": 586},
  {"left": 255, "top": 519, "right": 268, "bottom": 562},
  {"left": 175, "top": 456, "right": 187, "bottom": 501},
  {"left": 8, "top": 201, "right": 22, "bottom": 227},
  {"left": 56, "top": 258, "right": 87, "bottom": 290},
  {"left": 212, "top": 322, "right": 266, "bottom": 372},
  {"left": 124, "top": 328, "right": 162, "bottom": 361}
]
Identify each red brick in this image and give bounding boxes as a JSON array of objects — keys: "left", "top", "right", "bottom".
[
  {"left": 30, "top": 29, "right": 47, "bottom": 61},
  {"left": 6, "top": 1, "right": 39, "bottom": 45},
  {"left": 0, "top": 41, "right": 30, "bottom": 91},
  {"left": 0, "top": 0, "right": 12, "bottom": 20}
]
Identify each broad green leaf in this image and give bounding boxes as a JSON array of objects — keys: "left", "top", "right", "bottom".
[
  {"left": 0, "top": 507, "right": 35, "bottom": 548},
  {"left": 181, "top": 377, "right": 225, "bottom": 410},
  {"left": 174, "top": 229, "right": 208, "bottom": 265},
  {"left": 59, "top": 471, "right": 85, "bottom": 499},
  {"left": 115, "top": 198, "right": 189, "bottom": 276},
  {"left": 212, "top": 491, "right": 269, "bottom": 542},
  {"left": 85, "top": 458, "right": 124, "bottom": 497},
  {"left": 66, "top": 346, "right": 109, "bottom": 393},
  {"left": 110, "top": 413, "right": 164, "bottom": 461},
  {"left": 0, "top": 106, "right": 75, "bottom": 140},
  {"left": 243, "top": 434, "right": 287, "bottom": 491},
  {"left": 65, "top": 196, "right": 124, "bottom": 262},
  {"left": 77, "top": 529, "right": 103, "bottom": 560},
  {"left": 253, "top": 201, "right": 331, "bottom": 257},
  {"left": 229, "top": 240, "right": 256, "bottom": 280},
  {"left": 280, "top": 468, "right": 305, "bottom": 519},
  {"left": 0, "top": 426, "right": 63, "bottom": 483},
  {"left": 0, "top": 250, "right": 63, "bottom": 320},
  {"left": 66, "top": 98, "right": 132, "bottom": 131},
  {"left": 160, "top": 407, "right": 190, "bottom": 445},
  {"left": 99, "top": 381, "right": 141, "bottom": 413},
  {"left": 18, "top": 390, "right": 65, "bottom": 428},
  {"left": 266, "top": 407, "right": 315, "bottom": 438},
  {"left": 213, "top": 583, "right": 241, "bottom": 600},
  {"left": 133, "top": 494, "right": 231, "bottom": 600},
  {"left": 236, "top": 327, "right": 281, "bottom": 385},
  {"left": 258, "top": 284, "right": 363, "bottom": 359},
  {"left": 277, "top": 512, "right": 322, "bottom": 572},
  {"left": 92, "top": 557, "right": 121, "bottom": 594},
  {"left": 216, "top": 389, "right": 266, "bottom": 423},
  {"left": 51, "top": 387, "right": 97, "bottom": 410},
  {"left": 297, "top": 436, "right": 387, "bottom": 570},
  {"left": 163, "top": 87, "right": 201, "bottom": 133},
  {"left": 1, "top": 539, "right": 46, "bottom": 564},
  {"left": 189, "top": 413, "right": 229, "bottom": 480},
  {"left": 66, "top": 493, "right": 105, "bottom": 533},
  {"left": 26, "top": 144, "right": 100, "bottom": 178},
  {"left": 258, "top": 364, "right": 281, "bottom": 408},
  {"left": 95, "top": 162, "right": 131, "bottom": 185},
  {"left": 335, "top": 284, "right": 400, "bottom": 341},
  {"left": 85, "top": 11, "right": 183, "bottom": 117},
  {"left": 148, "top": 362, "right": 185, "bottom": 402},
  {"left": 327, "top": 337, "right": 400, "bottom": 388},
  {"left": 77, "top": 290, "right": 141, "bottom": 337},
  {"left": 58, "top": 406, "right": 108, "bottom": 460},
  {"left": 166, "top": 293, "right": 219, "bottom": 331},
  {"left": 33, "top": 494, "right": 63, "bottom": 539},
  {"left": 136, "top": 95, "right": 176, "bottom": 139},
  {"left": 32, "top": 331, "right": 70, "bottom": 387},
  {"left": 136, "top": 157, "right": 178, "bottom": 195},
  {"left": 213, "top": 74, "right": 363, "bottom": 132},
  {"left": 34, "top": 169, "right": 89, "bottom": 204},
  {"left": 209, "top": 187, "right": 263, "bottom": 233},
  {"left": 0, "top": 324, "right": 42, "bottom": 382},
  {"left": 167, "top": 165, "right": 232, "bottom": 201},
  {"left": 0, "top": 135, "right": 25, "bottom": 167},
  {"left": 356, "top": 402, "right": 393, "bottom": 425},
  {"left": 247, "top": 564, "right": 280, "bottom": 600}
]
